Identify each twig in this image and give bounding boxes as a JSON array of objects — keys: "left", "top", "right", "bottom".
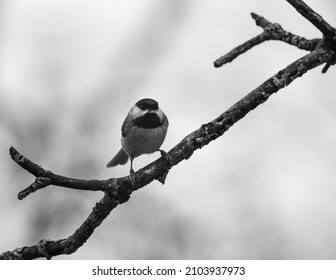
[
  {"left": 251, "top": 13, "right": 320, "bottom": 51},
  {"left": 286, "top": 0, "right": 336, "bottom": 38},
  {"left": 10, "top": 147, "right": 110, "bottom": 200},
  {"left": 214, "top": 13, "right": 319, "bottom": 68}
]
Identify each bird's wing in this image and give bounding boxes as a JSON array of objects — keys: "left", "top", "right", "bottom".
[{"left": 121, "top": 112, "right": 133, "bottom": 137}]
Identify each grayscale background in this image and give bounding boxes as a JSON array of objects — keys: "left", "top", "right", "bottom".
[{"left": 1, "top": 0, "right": 335, "bottom": 259}]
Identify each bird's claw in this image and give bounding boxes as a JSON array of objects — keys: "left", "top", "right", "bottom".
[
  {"left": 159, "top": 149, "right": 173, "bottom": 167},
  {"left": 129, "top": 169, "right": 136, "bottom": 189},
  {"left": 37, "top": 239, "right": 52, "bottom": 260},
  {"left": 158, "top": 149, "right": 173, "bottom": 185}
]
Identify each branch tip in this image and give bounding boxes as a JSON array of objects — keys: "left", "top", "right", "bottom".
[
  {"left": 9, "top": 146, "right": 15, "bottom": 156},
  {"left": 250, "top": 12, "right": 259, "bottom": 22},
  {"left": 9, "top": 146, "right": 22, "bottom": 163},
  {"left": 213, "top": 61, "right": 221, "bottom": 68}
]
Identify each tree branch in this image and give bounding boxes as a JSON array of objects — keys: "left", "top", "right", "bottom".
[
  {"left": 9, "top": 147, "right": 110, "bottom": 200},
  {"left": 286, "top": 0, "right": 336, "bottom": 39},
  {"left": 1, "top": 0, "right": 335, "bottom": 259},
  {"left": 0, "top": 193, "right": 122, "bottom": 260},
  {"left": 285, "top": 0, "right": 336, "bottom": 73},
  {"left": 214, "top": 13, "right": 320, "bottom": 68}
]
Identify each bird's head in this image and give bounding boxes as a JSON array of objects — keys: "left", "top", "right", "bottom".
[{"left": 130, "top": 98, "right": 167, "bottom": 129}]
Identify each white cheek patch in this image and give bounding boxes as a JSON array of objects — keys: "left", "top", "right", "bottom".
[
  {"left": 131, "top": 106, "right": 147, "bottom": 118},
  {"left": 157, "top": 109, "right": 164, "bottom": 121}
]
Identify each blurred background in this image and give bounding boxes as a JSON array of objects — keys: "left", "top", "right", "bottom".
[{"left": 1, "top": 0, "right": 336, "bottom": 259}]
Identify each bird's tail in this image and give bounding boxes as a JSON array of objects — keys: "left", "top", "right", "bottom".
[{"left": 106, "top": 148, "right": 129, "bottom": 168}]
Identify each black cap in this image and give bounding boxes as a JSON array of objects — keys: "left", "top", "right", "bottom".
[{"left": 135, "top": 98, "right": 159, "bottom": 110}]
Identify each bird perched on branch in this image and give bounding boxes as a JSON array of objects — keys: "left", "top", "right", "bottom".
[{"left": 107, "top": 98, "right": 171, "bottom": 186}]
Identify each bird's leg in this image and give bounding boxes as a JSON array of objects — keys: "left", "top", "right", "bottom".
[
  {"left": 157, "top": 149, "right": 173, "bottom": 185},
  {"left": 129, "top": 158, "right": 136, "bottom": 188},
  {"left": 159, "top": 149, "right": 173, "bottom": 167}
]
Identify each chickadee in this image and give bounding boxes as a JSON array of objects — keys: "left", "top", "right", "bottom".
[{"left": 107, "top": 98, "right": 170, "bottom": 185}]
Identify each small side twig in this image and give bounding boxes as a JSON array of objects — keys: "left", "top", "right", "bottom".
[
  {"left": 214, "top": 13, "right": 320, "bottom": 68},
  {"left": 251, "top": 13, "right": 320, "bottom": 51},
  {"left": 10, "top": 147, "right": 111, "bottom": 199},
  {"left": 18, "top": 177, "right": 51, "bottom": 200}
]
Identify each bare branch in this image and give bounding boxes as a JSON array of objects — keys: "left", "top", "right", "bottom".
[
  {"left": 286, "top": 0, "right": 336, "bottom": 38},
  {"left": 10, "top": 147, "right": 110, "bottom": 199},
  {"left": 284, "top": 0, "right": 336, "bottom": 73},
  {"left": 251, "top": 13, "right": 320, "bottom": 51},
  {"left": 214, "top": 13, "right": 320, "bottom": 68},
  {"left": 0, "top": 193, "right": 123, "bottom": 259}
]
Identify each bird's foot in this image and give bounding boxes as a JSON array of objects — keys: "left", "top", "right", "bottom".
[
  {"left": 159, "top": 149, "right": 173, "bottom": 167},
  {"left": 158, "top": 150, "right": 173, "bottom": 185},
  {"left": 37, "top": 239, "right": 52, "bottom": 260},
  {"left": 129, "top": 169, "right": 136, "bottom": 189}
]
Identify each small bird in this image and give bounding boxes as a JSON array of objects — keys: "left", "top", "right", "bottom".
[{"left": 107, "top": 98, "right": 170, "bottom": 185}]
